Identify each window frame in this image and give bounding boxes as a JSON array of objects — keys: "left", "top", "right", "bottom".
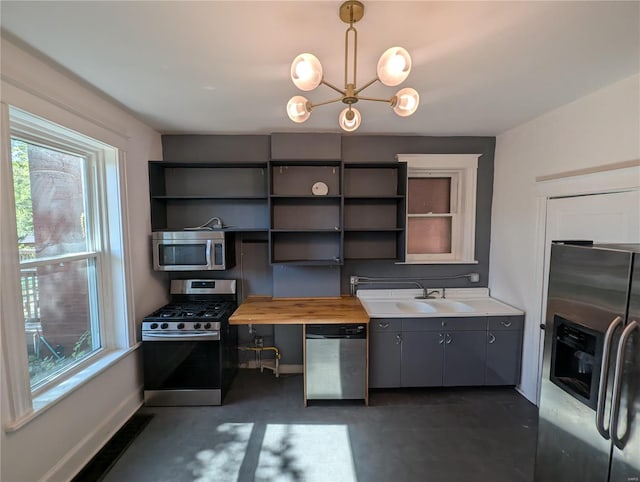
[
  {"left": 2, "top": 106, "right": 133, "bottom": 424},
  {"left": 398, "top": 154, "right": 480, "bottom": 264}
]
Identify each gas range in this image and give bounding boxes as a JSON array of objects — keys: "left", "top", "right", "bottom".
[
  {"left": 141, "top": 301, "right": 235, "bottom": 333},
  {"left": 142, "top": 279, "right": 237, "bottom": 336},
  {"left": 141, "top": 278, "right": 239, "bottom": 406}
]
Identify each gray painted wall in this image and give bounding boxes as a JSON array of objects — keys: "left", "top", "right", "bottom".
[{"left": 159, "top": 134, "right": 495, "bottom": 365}]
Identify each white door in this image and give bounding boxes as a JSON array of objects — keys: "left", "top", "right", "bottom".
[{"left": 536, "top": 189, "right": 640, "bottom": 403}]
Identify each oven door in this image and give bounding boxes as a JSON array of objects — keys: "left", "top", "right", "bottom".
[{"left": 142, "top": 333, "right": 222, "bottom": 406}]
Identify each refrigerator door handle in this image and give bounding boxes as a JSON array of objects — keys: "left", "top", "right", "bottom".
[
  {"left": 609, "top": 320, "right": 639, "bottom": 449},
  {"left": 596, "top": 316, "right": 624, "bottom": 439}
]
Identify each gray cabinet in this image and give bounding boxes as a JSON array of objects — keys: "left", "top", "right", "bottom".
[
  {"left": 148, "top": 161, "right": 268, "bottom": 231},
  {"left": 443, "top": 330, "right": 487, "bottom": 386},
  {"left": 268, "top": 160, "right": 342, "bottom": 265},
  {"left": 401, "top": 331, "right": 443, "bottom": 386},
  {"left": 343, "top": 163, "right": 407, "bottom": 261},
  {"left": 485, "top": 315, "right": 524, "bottom": 385},
  {"left": 369, "top": 315, "right": 523, "bottom": 389},
  {"left": 369, "top": 319, "right": 402, "bottom": 388}
]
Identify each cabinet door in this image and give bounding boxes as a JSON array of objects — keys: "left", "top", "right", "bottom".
[
  {"left": 369, "top": 331, "right": 401, "bottom": 388},
  {"left": 443, "top": 331, "right": 486, "bottom": 386},
  {"left": 401, "top": 331, "right": 444, "bottom": 387},
  {"left": 485, "top": 330, "right": 523, "bottom": 385}
]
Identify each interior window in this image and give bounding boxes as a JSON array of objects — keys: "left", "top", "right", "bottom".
[{"left": 398, "top": 154, "right": 479, "bottom": 264}]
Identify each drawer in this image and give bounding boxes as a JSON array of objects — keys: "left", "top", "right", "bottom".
[
  {"left": 401, "top": 317, "right": 487, "bottom": 331},
  {"left": 488, "top": 315, "right": 524, "bottom": 331},
  {"left": 402, "top": 318, "right": 445, "bottom": 332},
  {"left": 370, "top": 318, "right": 402, "bottom": 332}
]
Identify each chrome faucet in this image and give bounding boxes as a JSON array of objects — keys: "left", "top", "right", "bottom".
[
  {"left": 350, "top": 275, "right": 433, "bottom": 298},
  {"left": 414, "top": 289, "right": 441, "bottom": 300}
]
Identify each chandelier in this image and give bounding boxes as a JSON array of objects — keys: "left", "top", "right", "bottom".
[{"left": 286, "top": 1, "right": 419, "bottom": 132}]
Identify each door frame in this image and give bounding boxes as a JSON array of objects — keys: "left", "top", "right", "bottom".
[{"left": 531, "top": 162, "right": 640, "bottom": 405}]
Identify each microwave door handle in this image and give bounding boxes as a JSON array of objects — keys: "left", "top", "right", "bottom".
[
  {"left": 596, "top": 315, "right": 623, "bottom": 440},
  {"left": 205, "top": 240, "right": 213, "bottom": 267},
  {"left": 609, "top": 320, "right": 639, "bottom": 449}
]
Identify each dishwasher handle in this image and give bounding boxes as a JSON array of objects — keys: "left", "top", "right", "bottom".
[{"left": 306, "top": 324, "right": 367, "bottom": 339}]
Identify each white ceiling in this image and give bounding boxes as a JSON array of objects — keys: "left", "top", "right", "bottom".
[{"left": 1, "top": 1, "right": 639, "bottom": 136}]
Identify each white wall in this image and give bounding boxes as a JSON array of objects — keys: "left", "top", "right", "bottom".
[
  {"left": 490, "top": 74, "right": 640, "bottom": 403},
  {"left": 1, "top": 37, "right": 166, "bottom": 481}
]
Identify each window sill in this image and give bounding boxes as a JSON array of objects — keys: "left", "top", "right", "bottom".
[
  {"left": 396, "top": 260, "right": 479, "bottom": 265},
  {"left": 3, "top": 344, "right": 140, "bottom": 433}
]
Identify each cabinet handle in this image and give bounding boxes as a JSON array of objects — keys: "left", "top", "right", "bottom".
[
  {"left": 445, "top": 333, "right": 452, "bottom": 344},
  {"left": 501, "top": 320, "right": 512, "bottom": 327},
  {"left": 488, "top": 333, "right": 496, "bottom": 344},
  {"left": 438, "top": 333, "right": 445, "bottom": 344},
  {"left": 395, "top": 334, "right": 402, "bottom": 345},
  {"left": 378, "top": 321, "right": 390, "bottom": 329}
]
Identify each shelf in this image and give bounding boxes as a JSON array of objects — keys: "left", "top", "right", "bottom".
[
  {"left": 268, "top": 259, "right": 342, "bottom": 266},
  {"left": 153, "top": 195, "right": 268, "bottom": 200},
  {"left": 270, "top": 228, "right": 341, "bottom": 233},
  {"left": 269, "top": 159, "right": 341, "bottom": 166},
  {"left": 270, "top": 195, "right": 342, "bottom": 199},
  {"left": 344, "top": 227, "right": 403, "bottom": 232},
  {"left": 344, "top": 195, "right": 404, "bottom": 200},
  {"left": 151, "top": 161, "right": 268, "bottom": 168}
]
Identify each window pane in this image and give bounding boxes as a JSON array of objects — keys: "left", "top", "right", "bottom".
[
  {"left": 407, "top": 217, "right": 452, "bottom": 254},
  {"left": 23, "top": 258, "right": 101, "bottom": 388},
  {"left": 408, "top": 178, "right": 451, "bottom": 214},
  {"left": 12, "top": 139, "right": 88, "bottom": 259}
]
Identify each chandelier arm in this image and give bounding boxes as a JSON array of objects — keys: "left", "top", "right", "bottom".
[
  {"left": 357, "top": 95, "right": 394, "bottom": 103},
  {"left": 353, "top": 77, "right": 380, "bottom": 96},
  {"left": 321, "top": 79, "right": 347, "bottom": 95},
  {"left": 308, "top": 96, "right": 346, "bottom": 108}
]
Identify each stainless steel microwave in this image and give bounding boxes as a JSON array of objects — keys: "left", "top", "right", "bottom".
[{"left": 152, "top": 231, "right": 235, "bottom": 271}]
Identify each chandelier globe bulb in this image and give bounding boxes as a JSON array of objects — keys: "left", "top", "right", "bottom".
[
  {"left": 291, "top": 53, "right": 323, "bottom": 91},
  {"left": 287, "top": 96, "right": 312, "bottom": 123},
  {"left": 391, "top": 87, "right": 419, "bottom": 117},
  {"left": 377, "top": 47, "right": 412, "bottom": 87},
  {"left": 338, "top": 106, "right": 362, "bottom": 132}
]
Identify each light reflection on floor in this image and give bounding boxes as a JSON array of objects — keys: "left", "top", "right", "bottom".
[
  {"left": 190, "top": 423, "right": 357, "bottom": 482},
  {"left": 256, "top": 424, "right": 357, "bottom": 482},
  {"left": 190, "top": 423, "right": 253, "bottom": 482}
]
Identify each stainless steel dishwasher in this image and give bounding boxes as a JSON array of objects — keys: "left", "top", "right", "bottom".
[{"left": 305, "top": 324, "right": 367, "bottom": 401}]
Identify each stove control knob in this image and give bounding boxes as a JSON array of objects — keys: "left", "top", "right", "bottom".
[
  {"left": 161, "top": 323, "right": 169, "bottom": 330},
  {"left": 204, "top": 322, "right": 211, "bottom": 329},
  {"left": 194, "top": 323, "right": 201, "bottom": 329},
  {"left": 150, "top": 323, "right": 158, "bottom": 330},
  {"left": 177, "top": 323, "right": 185, "bottom": 330}
]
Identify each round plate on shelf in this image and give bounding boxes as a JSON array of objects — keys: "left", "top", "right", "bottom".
[{"left": 311, "top": 181, "right": 329, "bottom": 196}]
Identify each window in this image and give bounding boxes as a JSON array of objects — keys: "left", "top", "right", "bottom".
[
  {"left": 398, "top": 154, "right": 479, "bottom": 263},
  {"left": 6, "top": 107, "right": 129, "bottom": 399}
]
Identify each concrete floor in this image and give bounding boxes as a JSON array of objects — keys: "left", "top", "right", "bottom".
[{"left": 103, "top": 369, "right": 538, "bottom": 482}]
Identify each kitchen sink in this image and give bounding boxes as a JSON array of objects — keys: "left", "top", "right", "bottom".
[
  {"left": 360, "top": 298, "right": 474, "bottom": 316},
  {"left": 419, "top": 299, "right": 475, "bottom": 313},
  {"left": 395, "top": 301, "right": 438, "bottom": 314}
]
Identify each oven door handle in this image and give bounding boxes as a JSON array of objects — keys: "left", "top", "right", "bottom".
[
  {"left": 142, "top": 332, "right": 220, "bottom": 342},
  {"left": 596, "top": 315, "right": 623, "bottom": 440}
]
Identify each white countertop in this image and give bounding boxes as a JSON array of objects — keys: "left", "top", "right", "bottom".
[{"left": 357, "top": 288, "right": 524, "bottom": 318}]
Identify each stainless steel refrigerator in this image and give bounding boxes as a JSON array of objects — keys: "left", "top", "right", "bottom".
[{"left": 535, "top": 242, "right": 639, "bottom": 482}]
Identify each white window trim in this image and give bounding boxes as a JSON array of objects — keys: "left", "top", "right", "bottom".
[
  {"left": 397, "top": 154, "right": 479, "bottom": 264},
  {"left": 1, "top": 105, "right": 134, "bottom": 428}
]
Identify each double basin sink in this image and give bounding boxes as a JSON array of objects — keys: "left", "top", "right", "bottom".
[
  {"left": 357, "top": 289, "right": 523, "bottom": 318},
  {"left": 360, "top": 299, "right": 475, "bottom": 315}
]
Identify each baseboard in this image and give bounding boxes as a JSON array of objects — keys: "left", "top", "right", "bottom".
[{"left": 41, "top": 386, "right": 143, "bottom": 482}]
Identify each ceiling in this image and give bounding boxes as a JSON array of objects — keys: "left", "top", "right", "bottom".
[{"left": 1, "top": 1, "right": 639, "bottom": 136}]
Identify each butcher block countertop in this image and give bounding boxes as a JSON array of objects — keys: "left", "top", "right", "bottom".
[{"left": 229, "top": 296, "right": 370, "bottom": 325}]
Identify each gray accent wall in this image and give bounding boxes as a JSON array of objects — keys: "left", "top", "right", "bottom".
[
  {"left": 340, "top": 135, "right": 495, "bottom": 291},
  {"left": 159, "top": 134, "right": 495, "bottom": 366}
]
